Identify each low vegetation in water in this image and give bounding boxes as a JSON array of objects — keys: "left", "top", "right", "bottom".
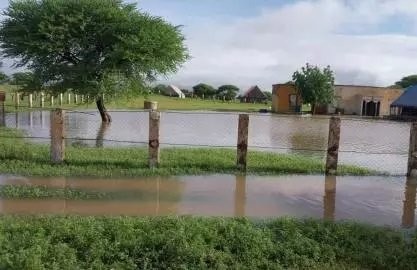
[
  {"left": 0, "top": 127, "right": 375, "bottom": 177},
  {"left": 0, "top": 216, "right": 415, "bottom": 270}
]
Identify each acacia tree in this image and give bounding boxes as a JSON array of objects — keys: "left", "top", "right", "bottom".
[
  {"left": 0, "top": 0, "right": 188, "bottom": 122},
  {"left": 217, "top": 85, "right": 239, "bottom": 100},
  {"left": 192, "top": 83, "right": 216, "bottom": 98},
  {"left": 292, "top": 63, "right": 335, "bottom": 114}
]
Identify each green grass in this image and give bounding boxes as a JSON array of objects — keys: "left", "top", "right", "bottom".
[
  {"left": 0, "top": 127, "right": 374, "bottom": 177},
  {"left": 0, "top": 85, "right": 270, "bottom": 112},
  {"left": 0, "top": 185, "right": 181, "bottom": 201},
  {"left": 0, "top": 216, "right": 415, "bottom": 269}
]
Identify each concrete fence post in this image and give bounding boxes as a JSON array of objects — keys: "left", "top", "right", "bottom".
[
  {"left": 237, "top": 114, "right": 249, "bottom": 171},
  {"left": 50, "top": 95, "right": 54, "bottom": 107},
  {"left": 67, "top": 93, "right": 71, "bottom": 104},
  {"left": 149, "top": 111, "right": 161, "bottom": 168},
  {"left": 50, "top": 109, "right": 65, "bottom": 163},
  {"left": 28, "top": 94, "right": 33, "bottom": 108},
  {"left": 40, "top": 92, "right": 45, "bottom": 108},
  {"left": 408, "top": 122, "right": 417, "bottom": 177},
  {"left": 74, "top": 94, "right": 78, "bottom": 104},
  {"left": 59, "top": 93, "right": 63, "bottom": 106},
  {"left": 325, "top": 117, "right": 341, "bottom": 175}
]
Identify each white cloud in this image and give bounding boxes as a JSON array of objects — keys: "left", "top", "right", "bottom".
[{"left": 159, "top": 0, "right": 417, "bottom": 91}]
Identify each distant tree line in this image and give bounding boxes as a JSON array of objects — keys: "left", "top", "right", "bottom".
[{"left": 149, "top": 83, "right": 272, "bottom": 101}]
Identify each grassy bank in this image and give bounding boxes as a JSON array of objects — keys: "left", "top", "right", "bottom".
[
  {"left": 0, "top": 85, "right": 270, "bottom": 112},
  {"left": 0, "top": 127, "right": 373, "bottom": 177},
  {"left": 0, "top": 216, "right": 415, "bottom": 269}
]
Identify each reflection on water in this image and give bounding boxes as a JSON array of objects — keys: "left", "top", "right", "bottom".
[
  {"left": 4, "top": 111, "right": 411, "bottom": 174},
  {"left": 96, "top": 122, "right": 110, "bottom": 148},
  {"left": 0, "top": 174, "right": 415, "bottom": 228}
]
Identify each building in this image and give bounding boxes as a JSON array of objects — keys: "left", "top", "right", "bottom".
[
  {"left": 271, "top": 83, "right": 402, "bottom": 116},
  {"left": 390, "top": 85, "right": 417, "bottom": 118},
  {"left": 334, "top": 85, "right": 402, "bottom": 116},
  {"left": 240, "top": 85, "right": 268, "bottom": 103},
  {"left": 164, "top": 85, "right": 185, "bottom": 98},
  {"left": 272, "top": 84, "right": 302, "bottom": 113}
]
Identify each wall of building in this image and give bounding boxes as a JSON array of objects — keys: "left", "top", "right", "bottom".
[
  {"left": 334, "top": 85, "right": 403, "bottom": 116},
  {"left": 272, "top": 84, "right": 301, "bottom": 113}
]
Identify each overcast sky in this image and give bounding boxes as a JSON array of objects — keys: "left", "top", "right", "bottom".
[{"left": 1, "top": 0, "right": 417, "bottom": 91}]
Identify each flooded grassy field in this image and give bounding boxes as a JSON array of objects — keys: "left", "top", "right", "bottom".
[{"left": 1, "top": 174, "right": 415, "bottom": 229}]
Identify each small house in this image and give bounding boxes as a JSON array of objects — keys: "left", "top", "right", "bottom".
[
  {"left": 390, "top": 85, "right": 417, "bottom": 119},
  {"left": 272, "top": 84, "right": 302, "bottom": 113},
  {"left": 164, "top": 85, "right": 185, "bottom": 99},
  {"left": 240, "top": 86, "right": 268, "bottom": 103}
]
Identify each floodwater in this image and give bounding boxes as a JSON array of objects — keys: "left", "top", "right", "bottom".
[
  {"left": 4, "top": 111, "right": 411, "bottom": 175},
  {"left": 0, "top": 174, "right": 415, "bottom": 229}
]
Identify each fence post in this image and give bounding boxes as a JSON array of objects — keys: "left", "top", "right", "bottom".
[
  {"left": 50, "top": 108, "right": 65, "bottom": 163},
  {"left": 0, "top": 102, "right": 4, "bottom": 127},
  {"left": 323, "top": 175, "right": 336, "bottom": 220},
  {"left": 408, "top": 122, "right": 417, "bottom": 177},
  {"left": 59, "top": 93, "right": 63, "bottom": 106},
  {"left": 15, "top": 92, "right": 20, "bottom": 108},
  {"left": 326, "top": 117, "right": 341, "bottom": 175},
  {"left": 74, "top": 94, "right": 78, "bottom": 104},
  {"left": 50, "top": 95, "right": 54, "bottom": 106},
  {"left": 149, "top": 111, "right": 160, "bottom": 168},
  {"left": 237, "top": 114, "right": 249, "bottom": 171},
  {"left": 67, "top": 93, "right": 71, "bottom": 104},
  {"left": 40, "top": 92, "right": 45, "bottom": 108},
  {"left": 28, "top": 94, "right": 33, "bottom": 108}
]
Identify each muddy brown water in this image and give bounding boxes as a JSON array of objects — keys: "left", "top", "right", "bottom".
[
  {"left": 0, "top": 174, "right": 415, "bottom": 229},
  {"left": 4, "top": 111, "right": 410, "bottom": 175}
]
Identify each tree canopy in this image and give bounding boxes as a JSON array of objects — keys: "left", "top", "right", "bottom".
[
  {"left": 0, "top": 0, "right": 188, "bottom": 121},
  {"left": 192, "top": 83, "right": 216, "bottom": 98},
  {"left": 292, "top": 63, "right": 335, "bottom": 114},
  {"left": 0, "top": 72, "right": 8, "bottom": 84},
  {"left": 10, "top": 72, "right": 42, "bottom": 93},
  {"left": 395, "top": 75, "right": 417, "bottom": 88},
  {"left": 217, "top": 85, "right": 239, "bottom": 100}
]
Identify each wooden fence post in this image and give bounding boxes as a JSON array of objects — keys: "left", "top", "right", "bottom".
[
  {"left": 326, "top": 117, "right": 341, "bottom": 175},
  {"left": 237, "top": 114, "right": 249, "bottom": 171},
  {"left": 15, "top": 92, "right": 20, "bottom": 108},
  {"left": 0, "top": 101, "right": 4, "bottom": 127},
  {"left": 50, "top": 109, "right": 65, "bottom": 163},
  {"left": 149, "top": 111, "right": 160, "bottom": 168},
  {"left": 40, "top": 92, "right": 45, "bottom": 108},
  {"left": 402, "top": 177, "right": 416, "bottom": 228},
  {"left": 28, "top": 94, "right": 33, "bottom": 108},
  {"left": 408, "top": 122, "right": 417, "bottom": 177}
]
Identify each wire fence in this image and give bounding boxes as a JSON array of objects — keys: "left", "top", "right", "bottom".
[{"left": 0, "top": 106, "right": 414, "bottom": 176}]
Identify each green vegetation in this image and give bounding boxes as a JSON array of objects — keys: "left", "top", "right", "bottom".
[
  {"left": 0, "top": 127, "right": 373, "bottom": 177},
  {"left": 395, "top": 74, "right": 417, "bottom": 88},
  {"left": 0, "top": 85, "right": 269, "bottom": 113},
  {"left": 0, "top": 216, "right": 415, "bottom": 269},
  {"left": 293, "top": 63, "right": 335, "bottom": 114},
  {"left": 0, "top": 185, "right": 181, "bottom": 201},
  {"left": 0, "top": 0, "right": 189, "bottom": 122}
]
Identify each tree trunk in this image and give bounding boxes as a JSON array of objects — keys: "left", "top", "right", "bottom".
[
  {"left": 96, "top": 96, "right": 112, "bottom": 123},
  {"left": 312, "top": 104, "right": 316, "bottom": 115},
  {"left": 96, "top": 122, "right": 110, "bottom": 148}
]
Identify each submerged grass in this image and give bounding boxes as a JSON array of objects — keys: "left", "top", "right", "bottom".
[
  {"left": 0, "top": 127, "right": 374, "bottom": 177},
  {"left": 0, "top": 216, "right": 415, "bottom": 269}
]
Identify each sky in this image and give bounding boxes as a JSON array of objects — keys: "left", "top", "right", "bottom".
[{"left": 1, "top": 0, "right": 417, "bottom": 91}]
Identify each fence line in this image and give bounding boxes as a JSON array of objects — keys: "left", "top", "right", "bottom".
[{"left": 1, "top": 106, "right": 416, "bottom": 175}]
